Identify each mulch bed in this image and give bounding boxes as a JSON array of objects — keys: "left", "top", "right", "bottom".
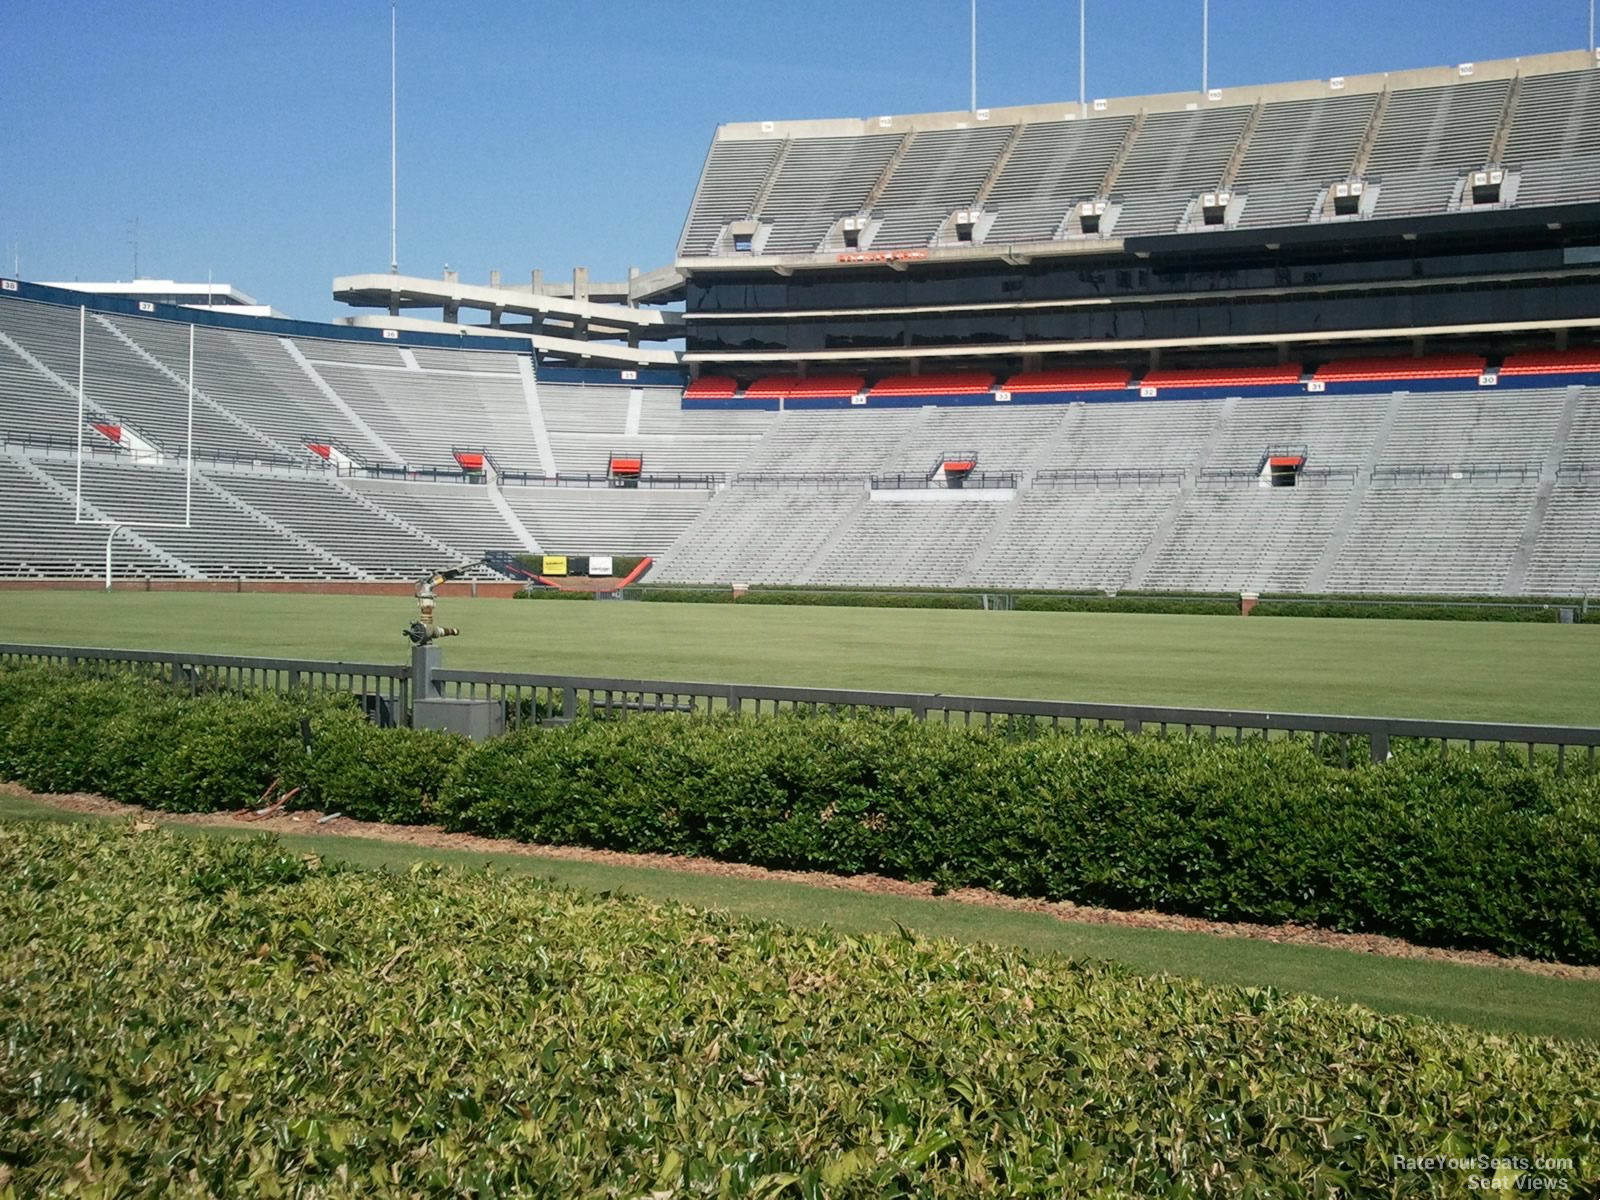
[{"left": 5, "top": 781, "right": 1596, "bottom": 982}]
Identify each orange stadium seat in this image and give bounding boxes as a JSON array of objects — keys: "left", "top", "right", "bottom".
[
  {"left": 868, "top": 371, "right": 996, "bottom": 396},
  {"left": 1499, "top": 348, "right": 1600, "bottom": 375},
  {"left": 1313, "top": 354, "right": 1486, "bottom": 382},
  {"left": 746, "top": 374, "right": 865, "bottom": 398},
  {"left": 684, "top": 376, "right": 738, "bottom": 398},
  {"left": 1141, "top": 364, "right": 1303, "bottom": 388},
  {"left": 1002, "top": 367, "right": 1131, "bottom": 392}
]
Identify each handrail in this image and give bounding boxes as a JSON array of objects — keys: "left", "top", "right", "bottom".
[
  {"left": 498, "top": 471, "right": 724, "bottom": 490},
  {"left": 1370, "top": 461, "right": 1541, "bottom": 482},
  {"left": 733, "top": 471, "right": 870, "bottom": 489},
  {"left": 1033, "top": 468, "right": 1186, "bottom": 487},
  {"left": 870, "top": 471, "right": 1020, "bottom": 489}
]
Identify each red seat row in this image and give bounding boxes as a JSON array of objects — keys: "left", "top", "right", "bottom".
[
  {"left": 693, "top": 349, "right": 1599, "bottom": 400},
  {"left": 1003, "top": 367, "right": 1130, "bottom": 392},
  {"left": 745, "top": 374, "right": 866, "bottom": 398},
  {"left": 1499, "top": 348, "right": 1600, "bottom": 376},
  {"left": 867, "top": 371, "right": 996, "bottom": 397},
  {"left": 683, "top": 376, "right": 738, "bottom": 398},
  {"left": 1312, "top": 354, "right": 1487, "bottom": 382},
  {"left": 1141, "top": 364, "right": 1304, "bottom": 388}
]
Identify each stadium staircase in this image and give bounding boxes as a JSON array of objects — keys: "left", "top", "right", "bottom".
[
  {"left": 95, "top": 315, "right": 296, "bottom": 460},
  {"left": 281, "top": 339, "right": 404, "bottom": 467},
  {"left": 327, "top": 476, "right": 465, "bottom": 562},
  {"left": 0, "top": 329, "right": 119, "bottom": 430},
  {"left": 5, "top": 450, "right": 199, "bottom": 578},
  {"left": 198, "top": 472, "right": 368, "bottom": 579},
  {"left": 1349, "top": 87, "right": 1391, "bottom": 176},
  {"left": 1304, "top": 394, "right": 1399, "bottom": 591},
  {"left": 1505, "top": 386, "right": 1584, "bottom": 594},
  {"left": 1123, "top": 396, "right": 1241, "bottom": 590}
]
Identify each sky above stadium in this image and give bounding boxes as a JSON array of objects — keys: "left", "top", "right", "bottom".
[{"left": 3, "top": 0, "right": 1593, "bottom": 321}]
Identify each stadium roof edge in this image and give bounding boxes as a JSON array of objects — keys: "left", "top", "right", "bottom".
[
  {"left": 0, "top": 278, "right": 532, "bottom": 354},
  {"left": 337, "top": 313, "right": 681, "bottom": 368},
  {"left": 712, "top": 47, "right": 1596, "bottom": 142}
]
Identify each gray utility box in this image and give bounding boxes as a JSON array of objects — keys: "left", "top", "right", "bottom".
[{"left": 413, "top": 698, "right": 506, "bottom": 741}]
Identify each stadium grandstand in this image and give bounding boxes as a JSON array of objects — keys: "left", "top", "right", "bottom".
[{"left": 2, "top": 46, "right": 1600, "bottom": 597}]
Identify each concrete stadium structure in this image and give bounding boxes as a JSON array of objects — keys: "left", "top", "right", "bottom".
[{"left": 2, "top": 47, "right": 1599, "bottom": 598}]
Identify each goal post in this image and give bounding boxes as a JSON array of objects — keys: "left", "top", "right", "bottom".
[{"left": 70, "top": 305, "right": 196, "bottom": 589}]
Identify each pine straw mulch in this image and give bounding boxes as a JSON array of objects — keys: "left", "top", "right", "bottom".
[{"left": 5, "top": 781, "right": 1596, "bottom": 982}]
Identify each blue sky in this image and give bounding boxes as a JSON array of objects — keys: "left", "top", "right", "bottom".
[{"left": 3, "top": 0, "right": 1591, "bottom": 320}]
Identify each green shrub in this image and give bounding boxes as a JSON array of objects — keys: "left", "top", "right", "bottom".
[
  {"left": 278, "top": 702, "right": 470, "bottom": 824},
  {"left": 514, "top": 587, "right": 596, "bottom": 600},
  {"left": 0, "top": 665, "right": 321, "bottom": 813},
  {"left": 438, "top": 714, "right": 1600, "bottom": 964},
  {"left": 2, "top": 820, "right": 1597, "bottom": 1196},
  {"left": 4, "top": 665, "right": 1600, "bottom": 963}
]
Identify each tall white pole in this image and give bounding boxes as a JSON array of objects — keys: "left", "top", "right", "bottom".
[
  {"left": 185, "top": 323, "right": 194, "bottom": 528},
  {"left": 75, "top": 306, "right": 85, "bottom": 523},
  {"left": 1202, "top": 0, "right": 1210, "bottom": 93},
  {"left": 1079, "top": 0, "right": 1087, "bottom": 115},
  {"left": 970, "top": 0, "right": 977, "bottom": 111},
  {"left": 390, "top": 1, "right": 398, "bottom": 274},
  {"left": 1590, "top": 0, "right": 1595, "bottom": 55}
]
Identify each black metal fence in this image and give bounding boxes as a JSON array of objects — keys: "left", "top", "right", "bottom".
[{"left": 3, "top": 642, "right": 1598, "bottom": 773}]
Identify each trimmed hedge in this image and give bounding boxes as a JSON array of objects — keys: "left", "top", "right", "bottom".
[
  {"left": 3, "top": 664, "right": 1598, "bottom": 964},
  {"left": 628, "top": 585, "right": 1579, "bottom": 621},
  {"left": 1250, "top": 598, "right": 1573, "bottom": 622},
  {"left": 436, "top": 714, "right": 1600, "bottom": 964},
  {"left": 0, "top": 666, "right": 468, "bottom": 824},
  {"left": 632, "top": 587, "right": 1239, "bottom": 615},
  {"left": 6, "top": 821, "right": 1596, "bottom": 1195}
]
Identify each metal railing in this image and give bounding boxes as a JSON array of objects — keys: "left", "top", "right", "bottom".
[
  {"left": 733, "top": 471, "right": 870, "bottom": 489},
  {"left": 870, "top": 471, "right": 1020, "bottom": 490},
  {"left": 1370, "top": 461, "right": 1542, "bottom": 483},
  {"left": 498, "top": 471, "right": 724, "bottom": 490},
  {"left": 1034, "top": 468, "right": 1186, "bottom": 487},
  {"left": 4, "top": 434, "right": 328, "bottom": 474},
  {"left": 4, "top": 642, "right": 1598, "bottom": 774}
]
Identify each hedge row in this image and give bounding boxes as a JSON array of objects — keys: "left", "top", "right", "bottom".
[
  {"left": 625, "top": 586, "right": 1578, "bottom": 621},
  {"left": 0, "top": 666, "right": 467, "bottom": 825},
  {"left": 1251, "top": 599, "right": 1575, "bottom": 622},
  {"left": 7, "top": 821, "right": 1595, "bottom": 1195},
  {"left": 629, "top": 587, "right": 1241, "bottom": 615},
  {"left": 3, "top": 664, "right": 1599, "bottom": 963}
]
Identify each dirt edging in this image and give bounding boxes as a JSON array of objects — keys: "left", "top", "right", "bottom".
[{"left": 5, "top": 782, "right": 1596, "bottom": 983}]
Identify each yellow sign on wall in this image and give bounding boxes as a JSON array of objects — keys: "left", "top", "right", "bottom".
[{"left": 543, "top": 555, "right": 568, "bottom": 576}]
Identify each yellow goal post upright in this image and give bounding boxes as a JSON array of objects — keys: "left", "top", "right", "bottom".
[{"left": 72, "top": 304, "right": 195, "bottom": 590}]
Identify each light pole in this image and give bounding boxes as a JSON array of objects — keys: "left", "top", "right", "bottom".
[
  {"left": 970, "top": 0, "right": 978, "bottom": 111},
  {"left": 390, "top": 0, "right": 398, "bottom": 274},
  {"left": 1079, "top": 0, "right": 1087, "bottom": 115}
]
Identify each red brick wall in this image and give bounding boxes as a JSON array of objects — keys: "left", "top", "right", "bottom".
[{"left": 0, "top": 580, "right": 525, "bottom": 598}]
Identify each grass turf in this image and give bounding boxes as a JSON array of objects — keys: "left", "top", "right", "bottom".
[
  {"left": 5, "top": 590, "right": 1600, "bottom": 723},
  {"left": 4, "top": 790, "right": 1595, "bottom": 1043}
]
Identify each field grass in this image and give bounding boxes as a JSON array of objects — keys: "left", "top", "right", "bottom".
[
  {"left": 6, "top": 590, "right": 1600, "bottom": 722},
  {"left": 4, "top": 790, "right": 1596, "bottom": 1043}
]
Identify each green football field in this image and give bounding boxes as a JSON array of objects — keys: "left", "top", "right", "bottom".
[{"left": 5, "top": 590, "right": 1599, "bottom": 723}]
